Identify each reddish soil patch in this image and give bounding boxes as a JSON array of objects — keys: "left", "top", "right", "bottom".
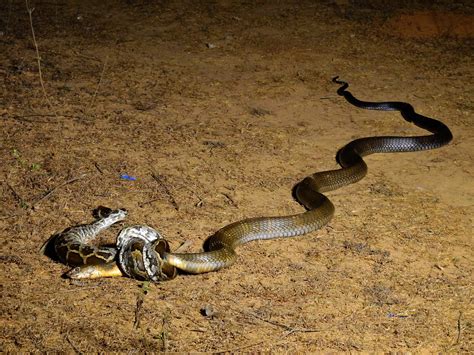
[{"left": 386, "top": 11, "right": 474, "bottom": 39}]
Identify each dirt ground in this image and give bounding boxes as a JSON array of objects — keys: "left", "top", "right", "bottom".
[{"left": 1, "top": 0, "right": 473, "bottom": 352}]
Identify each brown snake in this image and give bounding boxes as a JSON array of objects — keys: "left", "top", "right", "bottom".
[{"left": 48, "top": 78, "right": 453, "bottom": 282}]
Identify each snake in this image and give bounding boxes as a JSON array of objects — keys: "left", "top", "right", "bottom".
[
  {"left": 50, "top": 207, "right": 127, "bottom": 278},
  {"left": 49, "top": 77, "right": 453, "bottom": 282},
  {"left": 48, "top": 206, "right": 177, "bottom": 280}
]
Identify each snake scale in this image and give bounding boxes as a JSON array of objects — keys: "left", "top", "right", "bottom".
[{"left": 49, "top": 77, "right": 453, "bottom": 282}]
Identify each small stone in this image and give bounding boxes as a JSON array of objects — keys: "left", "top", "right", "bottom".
[{"left": 200, "top": 304, "right": 216, "bottom": 318}]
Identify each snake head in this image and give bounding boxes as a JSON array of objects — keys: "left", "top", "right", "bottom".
[
  {"left": 117, "top": 225, "right": 177, "bottom": 282},
  {"left": 93, "top": 206, "right": 128, "bottom": 219},
  {"left": 143, "top": 239, "right": 177, "bottom": 282},
  {"left": 65, "top": 262, "right": 123, "bottom": 279}
]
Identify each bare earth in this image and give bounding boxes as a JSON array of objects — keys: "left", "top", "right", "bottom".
[{"left": 1, "top": 1, "right": 473, "bottom": 352}]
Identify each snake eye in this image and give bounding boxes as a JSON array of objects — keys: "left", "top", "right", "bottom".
[{"left": 93, "top": 206, "right": 113, "bottom": 219}]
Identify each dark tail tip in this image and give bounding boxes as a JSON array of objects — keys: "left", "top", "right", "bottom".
[{"left": 332, "top": 76, "right": 347, "bottom": 85}]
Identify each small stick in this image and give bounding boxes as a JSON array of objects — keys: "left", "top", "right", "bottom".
[
  {"left": 65, "top": 333, "right": 82, "bottom": 354},
  {"left": 151, "top": 173, "right": 179, "bottom": 211},
  {"left": 138, "top": 197, "right": 161, "bottom": 208},
  {"left": 455, "top": 311, "right": 462, "bottom": 344},
  {"left": 247, "top": 311, "right": 321, "bottom": 335},
  {"left": 6, "top": 183, "right": 28, "bottom": 208},
  {"left": 8, "top": 114, "right": 82, "bottom": 124},
  {"left": 1, "top": 174, "right": 87, "bottom": 218},
  {"left": 30, "top": 173, "right": 88, "bottom": 208},
  {"left": 93, "top": 162, "right": 103, "bottom": 174},
  {"left": 174, "top": 239, "right": 193, "bottom": 253},
  {"left": 25, "top": 0, "right": 58, "bottom": 118},
  {"left": 87, "top": 56, "right": 109, "bottom": 112},
  {"left": 160, "top": 317, "right": 169, "bottom": 352},
  {"left": 221, "top": 192, "right": 237, "bottom": 207},
  {"left": 134, "top": 294, "right": 144, "bottom": 329}
]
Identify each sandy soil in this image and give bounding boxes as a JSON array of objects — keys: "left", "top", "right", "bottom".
[{"left": 1, "top": 1, "right": 473, "bottom": 352}]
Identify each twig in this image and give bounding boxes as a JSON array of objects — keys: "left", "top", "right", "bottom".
[
  {"left": 87, "top": 56, "right": 109, "bottom": 112},
  {"left": 71, "top": 50, "right": 102, "bottom": 63},
  {"left": 455, "top": 311, "right": 462, "bottom": 344},
  {"left": 25, "top": 0, "right": 58, "bottom": 118},
  {"left": 65, "top": 333, "right": 83, "bottom": 354},
  {"left": 247, "top": 311, "right": 321, "bottom": 336},
  {"left": 221, "top": 192, "right": 237, "bottom": 207},
  {"left": 160, "top": 316, "right": 169, "bottom": 352},
  {"left": 7, "top": 114, "right": 83, "bottom": 124},
  {"left": 30, "top": 173, "right": 88, "bottom": 208},
  {"left": 93, "top": 162, "right": 104, "bottom": 174},
  {"left": 151, "top": 173, "right": 179, "bottom": 211},
  {"left": 134, "top": 294, "right": 144, "bottom": 329},
  {"left": 138, "top": 197, "right": 161, "bottom": 208},
  {"left": 46, "top": 285, "right": 101, "bottom": 306},
  {"left": 9, "top": 115, "right": 60, "bottom": 124},
  {"left": 174, "top": 239, "right": 193, "bottom": 253},
  {"left": 6, "top": 183, "right": 28, "bottom": 208}
]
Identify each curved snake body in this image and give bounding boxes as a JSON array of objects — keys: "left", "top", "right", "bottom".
[
  {"left": 52, "top": 78, "right": 452, "bottom": 281},
  {"left": 54, "top": 208, "right": 126, "bottom": 267}
]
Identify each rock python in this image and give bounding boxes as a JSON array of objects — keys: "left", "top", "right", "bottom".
[{"left": 49, "top": 78, "right": 453, "bottom": 282}]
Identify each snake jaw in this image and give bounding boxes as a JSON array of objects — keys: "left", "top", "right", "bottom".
[
  {"left": 93, "top": 206, "right": 128, "bottom": 220},
  {"left": 117, "top": 225, "right": 177, "bottom": 282},
  {"left": 65, "top": 263, "right": 123, "bottom": 279},
  {"left": 143, "top": 239, "right": 177, "bottom": 281}
]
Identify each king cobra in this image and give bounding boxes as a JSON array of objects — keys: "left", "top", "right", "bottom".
[{"left": 50, "top": 78, "right": 452, "bottom": 282}]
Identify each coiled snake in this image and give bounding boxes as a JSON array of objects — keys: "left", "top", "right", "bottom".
[{"left": 48, "top": 78, "right": 453, "bottom": 282}]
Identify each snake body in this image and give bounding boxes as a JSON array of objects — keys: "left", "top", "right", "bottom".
[
  {"left": 52, "top": 78, "right": 452, "bottom": 281},
  {"left": 54, "top": 208, "right": 126, "bottom": 266}
]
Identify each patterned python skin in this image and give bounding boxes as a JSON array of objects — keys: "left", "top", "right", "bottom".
[
  {"left": 52, "top": 208, "right": 177, "bottom": 280},
  {"left": 54, "top": 208, "right": 125, "bottom": 265},
  {"left": 48, "top": 78, "right": 452, "bottom": 282}
]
